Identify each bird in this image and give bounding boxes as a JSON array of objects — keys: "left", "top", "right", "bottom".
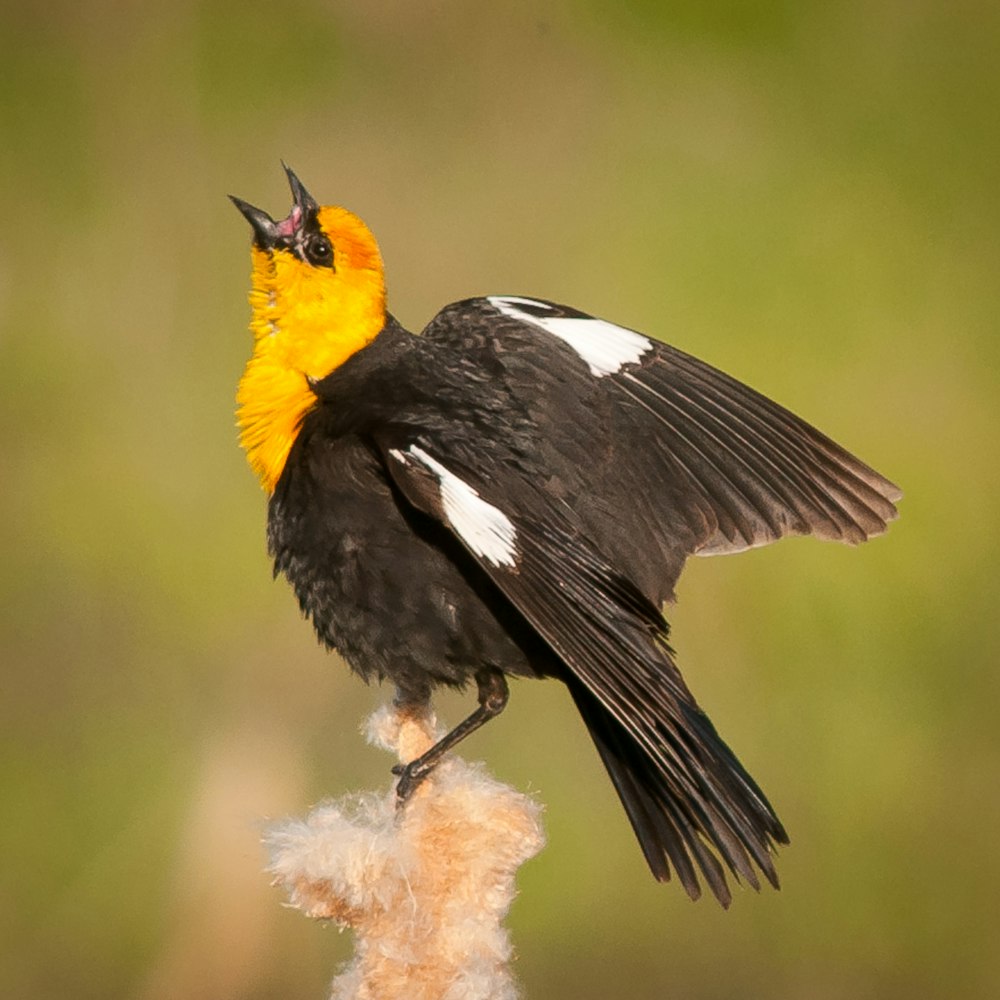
[{"left": 231, "top": 165, "right": 900, "bottom": 907}]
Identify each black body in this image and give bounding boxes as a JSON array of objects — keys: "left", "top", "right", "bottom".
[{"left": 268, "top": 298, "right": 900, "bottom": 905}]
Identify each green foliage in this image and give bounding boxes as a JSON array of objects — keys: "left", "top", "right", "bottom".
[{"left": 1, "top": 2, "right": 997, "bottom": 998}]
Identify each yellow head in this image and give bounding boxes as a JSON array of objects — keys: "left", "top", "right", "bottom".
[{"left": 232, "top": 167, "right": 387, "bottom": 492}]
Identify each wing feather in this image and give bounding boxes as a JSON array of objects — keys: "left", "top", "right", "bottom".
[
  {"left": 401, "top": 298, "right": 900, "bottom": 901},
  {"left": 622, "top": 344, "right": 901, "bottom": 553},
  {"left": 382, "top": 439, "right": 785, "bottom": 905},
  {"left": 420, "top": 297, "right": 900, "bottom": 600}
]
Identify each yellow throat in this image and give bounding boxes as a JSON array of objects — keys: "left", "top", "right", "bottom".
[{"left": 236, "top": 202, "right": 386, "bottom": 493}]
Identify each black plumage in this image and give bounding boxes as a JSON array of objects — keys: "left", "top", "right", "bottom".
[{"left": 266, "top": 296, "right": 900, "bottom": 906}]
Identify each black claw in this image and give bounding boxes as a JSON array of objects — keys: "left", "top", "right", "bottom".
[
  {"left": 393, "top": 760, "right": 434, "bottom": 804},
  {"left": 391, "top": 672, "right": 509, "bottom": 807}
]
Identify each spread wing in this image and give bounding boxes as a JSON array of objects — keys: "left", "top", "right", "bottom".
[
  {"left": 392, "top": 298, "right": 898, "bottom": 901},
  {"left": 422, "top": 296, "right": 901, "bottom": 605},
  {"left": 379, "top": 437, "right": 787, "bottom": 906}
]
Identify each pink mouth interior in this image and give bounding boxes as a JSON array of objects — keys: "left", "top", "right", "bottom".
[{"left": 275, "top": 205, "right": 302, "bottom": 238}]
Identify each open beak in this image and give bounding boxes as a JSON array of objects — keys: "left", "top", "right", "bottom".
[
  {"left": 282, "top": 162, "right": 319, "bottom": 217},
  {"left": 230, "top": 164, "right": 319, "bottom": 249},
  {"left": 229, "top": 195, "right": 279, "bottom": 247}
]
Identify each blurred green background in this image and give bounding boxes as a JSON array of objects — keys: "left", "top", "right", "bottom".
[{"left": 2, "top": 1, "right": 997, "bottom": 998}]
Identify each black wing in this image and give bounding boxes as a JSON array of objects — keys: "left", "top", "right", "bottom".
[
  {"left": 422, "top": 296, "right": 901, "bottom": 605},
  {"left": 380, "top": 438, "right": 787, "bottom": 905}
]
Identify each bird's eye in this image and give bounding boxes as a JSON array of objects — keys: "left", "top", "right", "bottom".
[{"left": 305, "top": 235, "right": 334, "bottom": 267}]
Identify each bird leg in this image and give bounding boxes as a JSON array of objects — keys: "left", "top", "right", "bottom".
[{"left": 393, "top": 669, "right": 509, "bottom": 803}]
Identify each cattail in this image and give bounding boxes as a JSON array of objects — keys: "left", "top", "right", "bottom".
[{"left": 266, "top": 706, "right": 545, "bottom": 999}]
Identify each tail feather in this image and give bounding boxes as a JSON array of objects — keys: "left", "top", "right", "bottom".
[{"left": 569, "top": 679, "right": 786, "bottom": 907}]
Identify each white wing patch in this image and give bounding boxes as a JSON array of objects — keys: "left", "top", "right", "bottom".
[
  {"left": 391, "top": 446, "right": 519, "bottom": 568},
  {"left": 489, "top": 296, "right": 652, "bottom": 377}
]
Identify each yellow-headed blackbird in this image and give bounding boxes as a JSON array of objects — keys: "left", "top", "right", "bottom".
[{"left": 232, "top": 166, "right": 900, "bottom": 907}]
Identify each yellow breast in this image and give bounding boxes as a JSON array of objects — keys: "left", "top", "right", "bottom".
[{"left": 236, "top": 206, "right": 387, "bottom": 493}]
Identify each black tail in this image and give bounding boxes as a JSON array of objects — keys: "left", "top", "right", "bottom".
[{"left": 568, "top": 678, "right": 788, "bottom": 907}]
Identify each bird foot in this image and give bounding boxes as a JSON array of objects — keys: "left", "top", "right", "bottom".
[{"left": 392, "top": 759, "right": 436, "bottom": 805}]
